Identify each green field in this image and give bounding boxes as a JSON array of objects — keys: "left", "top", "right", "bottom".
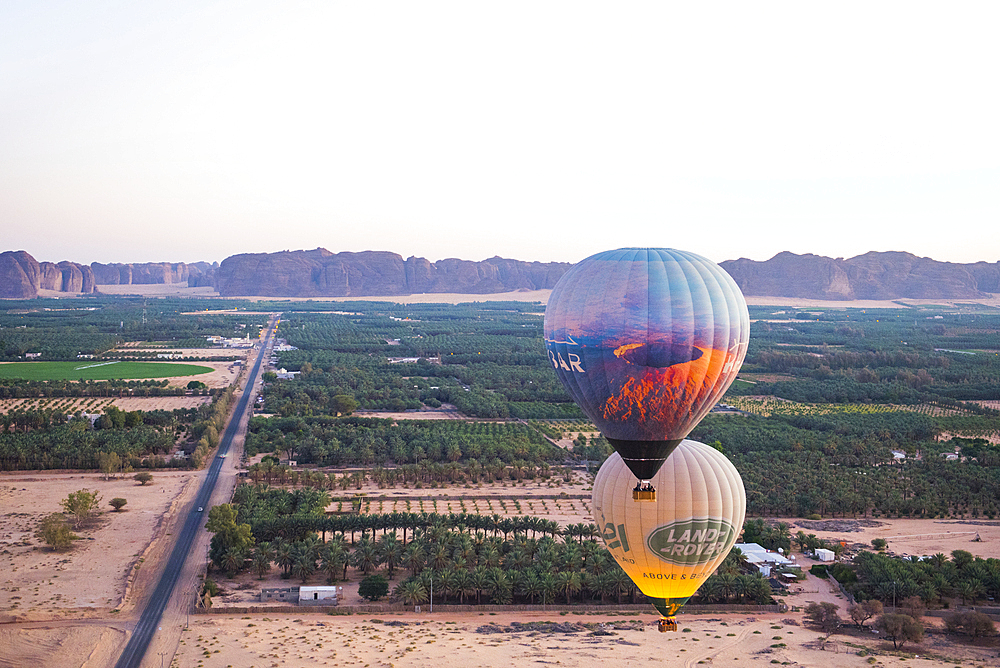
[{"left": 0, "top": 361, "right": 213, "bottom": 381}]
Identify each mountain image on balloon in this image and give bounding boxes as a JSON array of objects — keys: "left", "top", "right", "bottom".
[{"left": 544, "top": 248, "right": 750, "bottom": 480}]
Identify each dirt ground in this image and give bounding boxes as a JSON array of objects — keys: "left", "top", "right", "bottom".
[
  {"left": 0, "top": 470, "right": 195, "bottom": 621},
  {"left": 317, "top": 470, "right": 595, "bottom": 522},
  {"left": 115, "top": 346, "right": 251, "bottom": 359},
  {"left": 155, "top": 360, "right": 244, "bottom": 389},
  {"left": 170, "top": 602, "right": 998, "bottom": 668},
  {"left": 776, "top": 517, "right": 1000, "bottom": 560},
  {"left": 90, "top": 284, "right": 220, "bottom": 297},
  {"left": 353, "top": 404, "right": 466, "bottom": 421},
  {"left": 0, "top": 395, "right": 212, "bottom": 414}
]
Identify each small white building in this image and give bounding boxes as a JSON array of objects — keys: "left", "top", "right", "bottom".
[
  {"left": 299, "top": 586, "right": 340, "bottom": 605},
  {"left": 815, "top": 548, "right": 836, "bottom": 562},
  {"left": 734, "top": 543, "right": 797, "bottom": 577}
]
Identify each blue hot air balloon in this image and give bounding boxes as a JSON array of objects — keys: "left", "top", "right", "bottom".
[{"left": 544, "top": 248, "right": 749, "bottom": 482}]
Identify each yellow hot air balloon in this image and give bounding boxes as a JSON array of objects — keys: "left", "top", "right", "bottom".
[{"left": 592, "top": 440, "right": 746, "bottom": 631}]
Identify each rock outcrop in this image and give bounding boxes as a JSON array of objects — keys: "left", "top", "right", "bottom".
[
  {"left": 38, "top": 261, "right": 95, "bottom": 293},
  {"left": 720, "top": 251, "right": 1000, "bottom": 300},
  {"left": 215, "top": 249, "right": 572, "bottom": 297},
  {"left": 0, "top": 252, "right": 97, "bottom": 298},
  {"left": 0, "top": 251, "right": 41, "bottom": 299},
  {"left": 90, "top": 261, "right": 216, "bottom": 286}
]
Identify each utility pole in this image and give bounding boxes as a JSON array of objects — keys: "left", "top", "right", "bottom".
[
  {"left": 429, "top": 574, "right": 433, "bottom": 614},
  {"left": 158, "top": 651, "right": 167, "bottom": 668}
]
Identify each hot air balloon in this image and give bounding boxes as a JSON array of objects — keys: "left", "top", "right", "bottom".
[
  {"left": 544, "top": 248, "right": 748, "bottom": 491},
  {"left": 592, "top": 440, "right": 746, "bottom": 631}
]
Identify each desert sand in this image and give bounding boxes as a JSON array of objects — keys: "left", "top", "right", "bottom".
[
  {"left": 777, "top": 517, "right": 1000, "bottom": 561},
  {"left": 2, "top": 506, "right": 998, "bottom": 667},
  {"left": 0, "top": 470, "right": 194, "bottom": 621},
  {"left": 170, "top": 603, "right": 995, "bottom": 668}
]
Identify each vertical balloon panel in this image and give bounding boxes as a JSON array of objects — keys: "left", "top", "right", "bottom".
[{"left": 592, "top": 441, "right": 747, "bottom": 615}]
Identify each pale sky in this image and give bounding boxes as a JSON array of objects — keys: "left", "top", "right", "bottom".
[{"left": 2, "top": 1, "right": 998, "bottom": 266}]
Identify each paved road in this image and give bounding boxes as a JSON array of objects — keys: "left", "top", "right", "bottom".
[{"left": 113, "top": 317, "right": 277, "bottom": 668}]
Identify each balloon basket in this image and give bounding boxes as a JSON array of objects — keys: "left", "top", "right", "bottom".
[
  {"left": 632, "top": 488, "right": 656, "bottom": 501},
  {"left": 658, "top": 617, "right": 678, "bottom": 633}
]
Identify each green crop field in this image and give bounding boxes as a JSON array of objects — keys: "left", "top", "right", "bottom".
[{"left": 0, "top": 361, "right": 213, "bottom": 381}]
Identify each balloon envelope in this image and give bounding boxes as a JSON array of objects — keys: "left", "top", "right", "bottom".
[
  {"left": 544, "top": 248, "right": 749, "bottom": 479},
  {"left": 592, "top": 440, "right": 747, "bottom": 617}
]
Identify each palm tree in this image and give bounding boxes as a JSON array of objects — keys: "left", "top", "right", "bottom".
[
  {"left": 292, "top": 550, "right": 316, "bottom": 583},
  {"left": 251, "top": 548, "right": 272, "bottom": 580},
  {"left": 222, "top": 548, "right": 245, "bottom": 577},
  {"left": 351, "top": 538, "right": 381, "bottom": 575},
  {"left": 716, "top": 572, "right": 737, "bottom": 602},
  {"left": 793, "top": 531, "right": 809, "bottom": 552},
  {"left": 748, "top": 572, "right": 772, "bottom": 604},
  {"left": 451, "top": 568, "right": 471, "bottom": 604},
  {"left": 275, "top": 541, "right": 294, "bottom": 577},
  {"left": 610, "top": 568, "right": 631, "bottom": 604},
  {"left": 698, "top": 576, "right": 722, "bottom": 603},
  {"left": 556, "top": 571, "right": 582, "bottom": 604},
  {"left": 404, "top": 542, "right": 425, "bottom": 576},
  {"left": 540, "top": 573, "right": 559, "bottom": 605},
  {"left": 733, "top": 574, "right": 754, "bottom": 603},
  {"left": 479, "top": 544, "right": 501, "bottom": 569},
  {"left": 395, "top": 579, "right": 428, "bottom": 606},
  {"left": 521, "top": 571, "right": 543, "bottom": 604},
  {"left": 487, "top": 568, "right": 511, "bottom": 604},
  {"left": 321, "top": 543, "right": 347, "bottom": 584},
  {"left": 593, "top": 572, "right": 617, "bottom": 603},
  {"left": 587, "top": 551, "right": 608, "bottom": 576},
  {"left": 561, "top": 544, "right": 582, "bottom": 572},
  {"left": 471, "top": 566, "right": 490, "bottom": 604},
  {"left": 378, "top": 532, "right": 403, "bottom": 578}
]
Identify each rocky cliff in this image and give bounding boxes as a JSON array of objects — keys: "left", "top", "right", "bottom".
[
  {"left": 39, "top": 261, "right": 96, "bottom": 293},
  {"left": 0, "top": 252, "right": 215, "bottom": 298},
  {"left": 0, "top": 251, "right": 41, "bottom": 299},
  {"left": 215, "top": 249, "right": 572, "bottom": 297},
  {"left": 90, "top": 261, "right": 216, "bottom": 286},
  {"left": 720, "top": 251, "right": 1000, "bottom": 300},
  {"left": 4, "top": 248, "right": 1000, "bottom": 300}
]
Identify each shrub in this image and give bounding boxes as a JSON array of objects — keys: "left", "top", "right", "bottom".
[
  {"left": 109, "top": 498, "right": 128, "bottom": 512},
  {"left": 944, "top": 611, "right": 996, "bottom": 638},
  {"left": 804, "top": 602, "right": 840, "bottom": 633},
  {"left": 38, "top": 513, "right": 77, "bottom": 550},
  {"left": 61, "top": 489, "right": 102, "bottom": 527},
  {"left": 875, "top": 613, "right": 923, "bottom": 649},
  {"left": 359, "top": 575, "right": 389, "bottom": 602}
]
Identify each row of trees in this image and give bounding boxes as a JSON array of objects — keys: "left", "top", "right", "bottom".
[
  {"left": 207, "top": 486, "right": 774, "bottom": 608},
  {"left": 244, "top": 417, "right": 564, "bottom": 468},
  {"left": 246, "top": 460, "right": 573, "bottom": 489},
  {"left": 0, "top": 386, "right": 236, "bottom": 470},
  {"left": 845, "top": 549, "right": 1000, "bottom": 608},
  {"left": 691, "top": 413, "right": 1000, "bottom": 518}
]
